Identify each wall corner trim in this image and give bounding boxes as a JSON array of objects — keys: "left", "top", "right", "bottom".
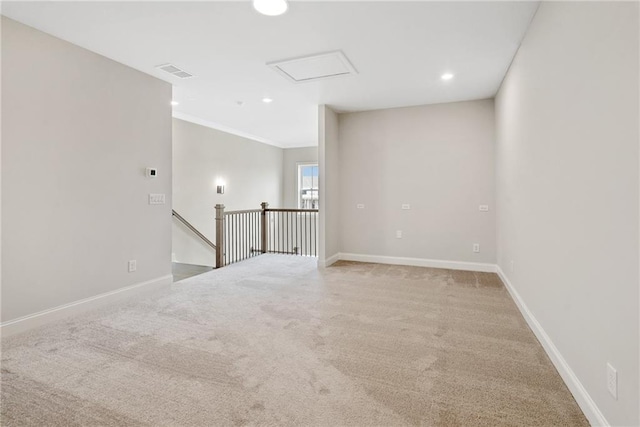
[
  {"left": 0, "top": 274, "right": 173, "bottom": 338},
  {"left": 496, "top": 267, "right": 609, "bottom": 427},
  {"left": 318, "top": 253, "right": 341, "bottom": 268},
  {"left": 338, "top": 253, "right": 497, "bottom": 273}
]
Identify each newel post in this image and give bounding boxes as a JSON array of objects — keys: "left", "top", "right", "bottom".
[
  {"left": 215, "top": 204, "right": 225, "bottom": 268},
  {"left": 260, "top": 202, "right": 269, "bottom": 254}
]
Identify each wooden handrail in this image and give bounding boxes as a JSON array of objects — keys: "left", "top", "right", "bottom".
[
  {"left": 225, "top": 209, "right": 262, "bottom": 215},
  {"left": 264, "top": 208, "right": 319, "bottom": 213},
  {"left": 172, "top": 210, "right": 216, "bottom": 251}
]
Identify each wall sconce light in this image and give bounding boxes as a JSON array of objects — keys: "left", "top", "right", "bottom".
[
  {"left": 216, "top": 179, "right": 225, "bottom": 194},
  {"left": 253, "top": 0, "right": 288, "bottom": 16}
]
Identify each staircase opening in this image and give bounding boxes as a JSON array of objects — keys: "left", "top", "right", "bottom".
[
  {"left": 172, "top": 202, "right": 318, "bottom": 273},
  {"left": 218, "top": 201, "right": 319, "bottom": 267}
]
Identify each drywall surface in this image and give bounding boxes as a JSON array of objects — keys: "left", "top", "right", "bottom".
[
  {"left": 283, "top": 147, "right": 318, "bottom": 209},
  {"left": 172, "top": 118, "right": 283, "bottom": 266},
  {"left": 0, "top": 16, "right": 4, "bottom": 324},
  {"left": 318, "top": 106, "right": 340, "bottom": 265},
  {"left": 495, "top": 2, "right": 639, "bottom": 425},
  {"left": 338, "top": 99, "right": 496, "bottom": 264},
  {"left": 1, "top": 17, "right": 172, "bottom": 322}
]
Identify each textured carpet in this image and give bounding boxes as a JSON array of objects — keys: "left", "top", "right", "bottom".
[{"left": 1, "top": 255, "right": 588, "bottom": 426}]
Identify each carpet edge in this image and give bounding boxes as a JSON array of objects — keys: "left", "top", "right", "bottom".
[
  {"left": 0, "top": 274, "right": 173, "bottom": 338},
  {"left": 496, "top": 266, "right": 608, "bottom": 427}
]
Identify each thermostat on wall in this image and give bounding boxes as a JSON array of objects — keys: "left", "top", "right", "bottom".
[{"left": 146, "top": 167, "right": 158, "bottom": 178}]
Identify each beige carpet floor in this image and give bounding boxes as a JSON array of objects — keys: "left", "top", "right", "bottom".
[{"left": 1, "top": 255, "right": 588, "bottom": 426}]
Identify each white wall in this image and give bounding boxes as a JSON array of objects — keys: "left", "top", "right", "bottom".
[
  {"left": 337, "top": 100, "right": 496, "bottom": 267},
  {"left": 495, "top": 2, "right": 639, "bottom": 425},
  {"left": 1, "top": 16, "right": 4, "bottom": 325},
  {"left": 1, "top": 17, "right": 172, "bottom": 323},
  {"left": 283, "top": 147, "right": 318, "bottom": 209},
  {"left": 172, "top": 118, "right": 283, "bottom": 266},
  {"left": 318, "top": 106, "right": 340, "bottom": 266}
]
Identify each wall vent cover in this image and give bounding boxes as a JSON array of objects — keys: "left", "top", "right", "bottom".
[
  {"left": 268, "top": 51, "right": 358, "bottom": 83},
  {"left": 156, "top": 63, "right": 195, "bottom": 79}
]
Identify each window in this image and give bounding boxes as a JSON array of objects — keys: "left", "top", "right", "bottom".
[{"left": 298, "top": 163, "right": 319, "bottom": 209}]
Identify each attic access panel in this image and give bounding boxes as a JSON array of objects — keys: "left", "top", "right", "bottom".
[{"left": 268, "top": 51, "right": 358, "bottom": 83}]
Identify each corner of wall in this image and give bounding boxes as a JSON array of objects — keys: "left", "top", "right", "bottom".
[{"left": 317, "top": 105, "right": 341, "bottom": 266}]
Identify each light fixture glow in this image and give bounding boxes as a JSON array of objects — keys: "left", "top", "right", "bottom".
[
  {"left": 171, "top": 101, "right": 179, "bottom": 106},
  {"left": 262, "top": 97, "right": 273, "bottom": 103},
  {"left": 253, "top": 0, "right": 288, "bottom": 16},
  {"left": 441, "top": 73, "right": 454, "bottom": 81},
  {"left": 216, "top": 178, "right": 225, "bottom": 194}
]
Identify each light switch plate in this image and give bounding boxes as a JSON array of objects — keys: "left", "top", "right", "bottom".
[
  {"left": 149, "top": 193, "right": 166, "bottom": 205},
  {"left": 356, "top": 204, "right": 365, "bottom": 209},
  {"left": 402, "top": 204, "right": 411, "bottom": 210},
  {"left": 479, "top": 205, "right": 489, "bottom": 211}
]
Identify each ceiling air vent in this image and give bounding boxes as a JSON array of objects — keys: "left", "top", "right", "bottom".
[
  {"left": 268, "top": 50, "right": 358, "bottom": 84},
  {"left": 156, "top": 63, "right": 195, "bottom": 79}
]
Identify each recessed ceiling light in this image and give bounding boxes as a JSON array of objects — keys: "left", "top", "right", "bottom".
[
  {"left": 441, "top": 73, "right": 454, "bottom": 81},
  {"left": 262, "top": 97, "right": 273, "bottom": 103},
  {"left": 253, "top": 0, "right": 288, "bottom": 16},
  {"left": 171, "top": 101, "right": 179, "bottom": 106}
]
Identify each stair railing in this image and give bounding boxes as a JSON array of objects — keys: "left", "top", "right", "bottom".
[
  {"left": 172, "top": 209, "right": 217, "bottom": 251},
  {"left": 216, "top": 202, "right": 319, "bottom": 268}
]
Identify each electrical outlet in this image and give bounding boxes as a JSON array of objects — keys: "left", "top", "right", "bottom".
[
  {"left": 356, "top": 204, "right": 365, "bottom": 209},
  {"left": 396, "top": 230, "right": 402, "bottom": 239},
  {"left": 401, "top": 204, "right": 411, "bottom": 210},
  {"left": 607, "top": 363, "right": 617, "bottom": 399},
  {"left": 128, "top": 260, "right": 137, "bottom": 273},
  {"left": 479, "top": 205, "right": 489, "bottom": 211},
  {"left": 473, "top": 243, "right": 480, "bottom": 253}
]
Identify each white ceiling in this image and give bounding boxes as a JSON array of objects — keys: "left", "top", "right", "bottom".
[{"left": 2, "top": 1, "right": 539, "bottom": 148}]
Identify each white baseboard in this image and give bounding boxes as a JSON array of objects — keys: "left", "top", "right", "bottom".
[
  {"left": 0, "top": 274, "right": 173, "bottom": 338},
  {"left": 496, "top": 267, "right": 608, "bottom": 427},
  {"left": 318, "top": 252, "right": 341, "bottom": 268},
  {"left": 338, "top": 252, "right": 497, "bottom": 273}
]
